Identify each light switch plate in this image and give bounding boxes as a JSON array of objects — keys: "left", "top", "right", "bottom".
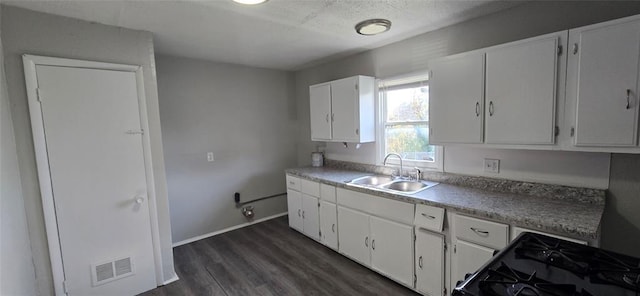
[
  {"left": 484, "top": 158, "right": 500, "bottom": 173},
  {"left": 207, "top": 152, "right": 214, "bottom": 162}
]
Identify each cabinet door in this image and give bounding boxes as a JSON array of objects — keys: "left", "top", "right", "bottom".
[
  {"left": 286, "top": 190, "right": 303, "bottom": 232},
  {"left": 320, "top": 201, "right": 338, "bottom": 250},
  {"left": 370, "top": 216, "right": 414, "bottom": 287},
  {"left": 429, "top": 52, "right": 485, "bottom": 144},
  {"left": 415, "top": 228, "right": 444, "bottom": 296},
  {"left": 485, "top": 35, "right": 559, "bottom": 144},
  {"left": 331, "top": 77, "right": 359, "bottom": 142},
  {"left": 337, "top": 206, "right": 371, "bottom": 266},
  {"left": 310, "top": 83, "right": 332, "bottom": 141},
  {"left": 302, "top": 194, "right": 320, "bottom": 241},
  {"left": 452, "top": 240, "right": 494, "bottom": 288},
  {"left": 569, "top": 19, "right": 640, "bottom": 146}
]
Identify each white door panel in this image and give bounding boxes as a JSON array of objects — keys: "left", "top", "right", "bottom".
[{"left": 37, "top": 65, "right": 156, "bottom": 295}]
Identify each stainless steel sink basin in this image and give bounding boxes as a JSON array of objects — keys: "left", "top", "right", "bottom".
[
  {"left": 381, "top": 180, "right": 430, "bottom": 194},
  {"left": 347, "top": 175, "right": 438, "bottom": 194},
  {"left": 349, "top": 175, "right": 395, "bottom": 186}
]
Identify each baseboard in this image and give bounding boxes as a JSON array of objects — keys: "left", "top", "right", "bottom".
[
  {"left": 172, "top": 212, "right": 287, "bottom": 247},
  {"left": 162, "top": 274, "right": 179, "bottom": 285}
]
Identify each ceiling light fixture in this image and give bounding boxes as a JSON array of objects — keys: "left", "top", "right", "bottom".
[
  {"left": 355, "top": 19, "right": 391, "bottom": 36},
  {"left": 232, "top": 0, "right": 268, "bottom": 5}
]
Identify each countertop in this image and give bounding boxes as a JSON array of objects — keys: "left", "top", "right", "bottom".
[{"left": 285, "top": 167, "right": 604, "bottom": 240}]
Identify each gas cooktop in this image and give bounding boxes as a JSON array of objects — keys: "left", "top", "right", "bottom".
[{"left": 453, "top": 232, "right": 640, "bottom": 296}]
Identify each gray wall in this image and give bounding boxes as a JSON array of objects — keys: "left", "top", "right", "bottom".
[
  {"left": 1, "top": 6, "right": 176, "bottom": 294},
  {"left": 156, "top": 55, "right": 294, "bottom": 244},
  {"left": 0, "top": 4, "right": 37, "bottom": 294},
  {"left": 294, "top": 1, "right": 640, "bottom": 256}
]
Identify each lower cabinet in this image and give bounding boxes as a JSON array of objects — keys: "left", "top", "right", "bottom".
[
  {"left": 452, "top": 239, "right": 495, "bottom": 287},
  {"left": 286, "top": 189, "right": 303, "bottom": 232},
  {"left": 370, "top": 216, "right": 414, "bottom": 287},
  {"left": 320, "top": 200, "right": 338, "bottom": 250},
  {"left": 302, "top": 194, "right": 320, "bottom": 241},
  {"left": 415, "top": 228, "right": 445, "bottom": 296},
  {"left": 337, "top": 206, "right": 371, "bottom": 266},
  {"left": 337, "top": 205, "right": 414, "bottom": 287}
]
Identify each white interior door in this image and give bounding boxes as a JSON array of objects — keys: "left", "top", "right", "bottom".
[{"left": 36, "top": 65, "right": 156, "bottom": 295}]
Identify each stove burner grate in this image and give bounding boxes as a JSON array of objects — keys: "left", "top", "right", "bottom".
[
  {"left": 478, "top": 262, "right": 593, "bottom": 296},
  {"left": 515, "top": 235, "right": 591, "bottom": 276}
]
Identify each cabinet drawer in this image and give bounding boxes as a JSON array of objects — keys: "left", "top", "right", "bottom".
[
  {"left": 286, "top": 175, "right": 301, "bottom": 191},
  {"left": 300, "top": 179, "right": 320, "bottom": 197},
  {"left": 320, "top": 184, "right": 336, "bottom": 203},
  {"left": 414, "top": 204, "right": 445, "bottom": 232},
  {"left": 454, "top": 215, "right": 508, "bottom": 249},
  {"left": 337, "top": 188, "right": 414, "bottom": 225}
]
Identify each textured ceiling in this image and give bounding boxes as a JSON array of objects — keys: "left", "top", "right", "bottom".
[{"left": 4, "top": 0, "right": 524, "bottom": 70}]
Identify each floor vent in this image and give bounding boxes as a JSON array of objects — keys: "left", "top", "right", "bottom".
[{"left": 91, "top": 256, "right": 135, "bottom": 286}]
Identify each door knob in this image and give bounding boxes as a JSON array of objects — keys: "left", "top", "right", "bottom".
[{"left": 135, "top": 196, "right": 145, "bottom": 204}]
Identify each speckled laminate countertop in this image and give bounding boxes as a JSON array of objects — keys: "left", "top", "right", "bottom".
[{"left": 285, "top": 166, "right": 604, "bottom": 240}]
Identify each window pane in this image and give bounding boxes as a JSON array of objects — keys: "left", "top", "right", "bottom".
[
  {"left": 385, "top": 124, "right": 435, "bottom": 162},
  {"left": 386, "top": 85, "right": 429, "bottom": 122}
]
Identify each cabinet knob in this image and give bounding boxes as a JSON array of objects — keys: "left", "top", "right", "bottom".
[
  {"left": 489, "top": 101, "right": 494, "bottom": 116},
  {"left": 626, "top": 89, "right": 632, "bottom": 110},
  {"left": 421, "top": 213, "right": 436, "bottom": 219},
  {"left": 371, "top": 239, "right": 375, "bottom": 250},
  {"left": 298, "top": 209, "right": 301, "bottom": 217},
  {"left": 475, "top": 102, "right": 480, "bottom": 117},
  {"left": 332, "top": 224, "right": 335, "bottom": 233},
  {"left": 355, "top": 128, "right": 359, "bottom": 135},
  {"left": 418, "top": 255, "right": 423, "bottom": 269},
  {"left": 470, "top": 227, "right": 489, "bottom": 235},
  {"left": 365, "top": 236, "right": 369, "bottom": 247},
  {"left": 302, "top": 211, "right": 305, "bottom": 219}
]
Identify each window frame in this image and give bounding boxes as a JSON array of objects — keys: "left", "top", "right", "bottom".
[{"left": 376, "top": 72, "right": 444, "bottom": 172}]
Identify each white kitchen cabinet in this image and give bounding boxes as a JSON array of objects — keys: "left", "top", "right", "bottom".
[
  {"left": 309, "top": 83, "right": 332, "bottom": 140},
  {"left": 337, "top": 206, "right": 371, "bottom": 266},
  {"left": 309, "top": 75, "right": 375, "bottom": 143},
  {"left": 429, "top": 51, "right": 485, "bottom": 144},
  {"left": 320, "top": 200, "right": 338, "bottom": 250},
  {"left": 485, "top": 32, "right": 563, "bottom": 145},
  {"left": 452, "top": 240, "right": 495, "bottom": 287},
  {"left": 415, "top": 228, "right": 445, "bottom": 296},
  {"left": 302, "top": 194, "right": 320, "bottom": 241},
  {"left": 567, "top": 16, "right": 640, "bottom": 147},
  {"left": 286, "top": 189, "right": 303, "bottom": 232},
  {"left": 370, "top": 216, "right": 414, "bottom": 287}
]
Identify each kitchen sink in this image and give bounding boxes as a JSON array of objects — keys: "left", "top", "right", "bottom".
[
  {"left": 346, "top": 175, "right": 438, "bottom": 194},
  {"left": 349, "top": 175, "right": 396, "bottom": 186},
  {"left": 380, "top": 180, "right": 430, "bottom": 193}
]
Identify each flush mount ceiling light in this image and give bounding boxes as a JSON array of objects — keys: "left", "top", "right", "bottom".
[
  {"left": 232, "top": 0, "right": 268, "bottom": 5},
  {"left": 355, "top": 19, "right": 392, "bottom": 36}
]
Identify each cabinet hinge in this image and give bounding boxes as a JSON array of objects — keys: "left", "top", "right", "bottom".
[
  {"left": 554, "top": 126, "right": 559, "bottom": 137},
  {"left": 63, "top": 280, "right": 69, "bottom": 293},
  {"left": 443, "top": 288, "right": 447, "bottom": 296},
  {"left": 570, "top": 127, "right": 575, "bottom": 137},
  {"left": 414, "top": 274, "right": 417, "bottom": 286},
  {"left": 318, "top": 202, "right": 320, "bottom": 207},
  {"left": 414, "top": 234, "right": 416, "bottom": 242},
  {"left": 572, "top": 43, "right": 579, "bottom": 55},
  {"left": 454, "top": 244, "right": 457, "bottom": 254},
  {"left": 36, "top": 88, "right": 43, "bottom": 102},
  {"left": 319, "top": 230, "right": 322, "bottom": 237},
  {"left": 355, "top": 84, "right": 358, "bottom": 91},
  {"left": 557, "top": 45, "right": 563, "bottom": 56},
  {"left": 443, "top": 242, "right": 447, "bottom": 251}
]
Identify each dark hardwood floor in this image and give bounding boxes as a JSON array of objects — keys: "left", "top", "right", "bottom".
[{"left": 140, "top": 216, "right": 419, "bottom": 296}]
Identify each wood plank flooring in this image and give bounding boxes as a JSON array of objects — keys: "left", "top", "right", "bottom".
[{"left": 140, "top": 216, "right": 419, "bottom": 296}]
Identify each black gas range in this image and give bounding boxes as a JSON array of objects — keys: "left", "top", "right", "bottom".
[{"left": 453, "top": 232, "right": 640, "bottom": 296}]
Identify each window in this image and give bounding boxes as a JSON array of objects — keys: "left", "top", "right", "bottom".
[{"left": 378, "top": 73, "right": 442, "bottom": 170}]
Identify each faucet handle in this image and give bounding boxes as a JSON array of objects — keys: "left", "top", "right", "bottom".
[{"left": 414, "top": 167, "right": 422, "bottom": 181}]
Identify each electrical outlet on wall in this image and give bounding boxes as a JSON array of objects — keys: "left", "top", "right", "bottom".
[
  {"left": 484, "top": 158, "right": 500, "bottom": 173},
  {"left": 207, "top": 152, "right": 214, "bottom": 162}
]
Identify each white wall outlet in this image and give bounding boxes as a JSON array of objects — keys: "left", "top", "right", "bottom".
[
  {"left": 207, "top": 152, "right": 214, "bottom": 162},
  {"left": 484, "top": 158, "right": 500, "bottom": 173}
]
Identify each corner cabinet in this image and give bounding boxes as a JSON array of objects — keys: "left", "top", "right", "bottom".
[
  {"left": 309, "top": 75, "right": 376, "bottom": 143},
  {"left": 566, "top": 16, "right": 640, "bottom": 147}
]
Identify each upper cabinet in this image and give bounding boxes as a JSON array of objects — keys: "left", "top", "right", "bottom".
[
  {"left": 309, "top": 75, "right": 375, "bottom": 143},
  {"left": 429, "top": 32, "right": 566, "bottom": 147},
  {"left": 485, "top": 33, "right": 564, "bottom": 145},
  {"left": 566, "top": 16, "right": 640, "bottom": 147},
  {"left": 429, "top": 51, "right": 485, "bottom": 144}
]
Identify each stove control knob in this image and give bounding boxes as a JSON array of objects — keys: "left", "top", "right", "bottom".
[{"left": 465, "top": 273, "right": 473, "bottom": 280}]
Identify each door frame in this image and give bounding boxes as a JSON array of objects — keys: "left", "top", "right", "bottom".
[{"left": 23, "top": 54, "right": 164, "bottom": 295}]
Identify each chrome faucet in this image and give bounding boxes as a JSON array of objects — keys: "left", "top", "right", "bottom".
[{"left": 383, "top": 153, "right": 403, "bottom": 179}]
